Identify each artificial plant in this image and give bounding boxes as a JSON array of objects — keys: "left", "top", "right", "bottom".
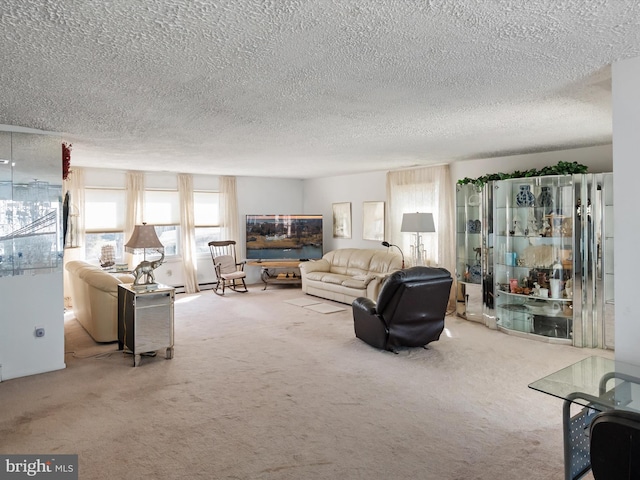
[{"left": 457, "top": 161, "right": 588, "bottom": 188}]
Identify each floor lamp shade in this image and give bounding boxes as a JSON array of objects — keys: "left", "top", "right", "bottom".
[
  {"left": 400, "top": 213, "right": 435, "bottom": 266},
  {"left": 400, "top": 212, "right": 435, "bottom": 234}
]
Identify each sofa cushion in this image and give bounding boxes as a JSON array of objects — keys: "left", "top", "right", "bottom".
[
  {"left": 341, "top": 277, "right": 367, "bottom": 289},
  {"left": 305, "top": 271, "right": 328, "bottom": 282},
  {"left": 322, "top": 273, "right": 350, "bottom": 285}
]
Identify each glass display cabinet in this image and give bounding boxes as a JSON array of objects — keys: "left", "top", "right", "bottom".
[
  {"left": 455, "top": 184, "right": 484, "bottom": 322},
  {"left": 0, "top": 132, "right": 63, "bottom": 278},
  {"left": 493, "top": 175, "right": 574, "bottom": 342},
  {"left": 455, "top": 183, "right": 495, "bottom": 327},
  {"left": 492, "top": 174, "right": 612, "bottom": 348},
  {"left": 601, "top": 173, "right": 614, "bottom": 349}
]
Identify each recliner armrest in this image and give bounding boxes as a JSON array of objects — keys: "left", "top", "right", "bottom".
[{"left": 352, "top": 296, "right": 377, "bottom": 315}]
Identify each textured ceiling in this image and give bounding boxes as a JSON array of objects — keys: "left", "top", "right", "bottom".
[{"left": 1, "top": 0, "right": 639, "bottom": 179}]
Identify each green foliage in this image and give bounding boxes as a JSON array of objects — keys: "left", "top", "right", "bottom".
[{"left": 456, "top": 161, "right": 588, "bottom": 188}]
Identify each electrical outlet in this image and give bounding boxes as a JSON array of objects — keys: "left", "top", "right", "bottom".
[{"left": 35, "top": 327, "right": 45, "bottom": 338}]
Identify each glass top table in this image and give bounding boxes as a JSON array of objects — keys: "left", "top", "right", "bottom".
[
  {"left": 529, "top": 356, "right": 640, "bottom": 480},
  {"left": 529, "top": 355, "right": 640, "bottom": 413}
]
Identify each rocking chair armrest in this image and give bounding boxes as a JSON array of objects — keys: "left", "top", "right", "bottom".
[{"left": 237, "top": 260, "right": 246, "bottom": 271}]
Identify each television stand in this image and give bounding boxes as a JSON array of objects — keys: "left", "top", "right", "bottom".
[{"left": 247, "top": 261, "right": 302, "bottom": 290}]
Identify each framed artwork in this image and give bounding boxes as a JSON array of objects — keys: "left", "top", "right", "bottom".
[
  {"left": 332, "top": 202, "right": 352, "bottom": 238},
  {"left": 362, "top": 201, "right": 385, "bottom": 241}
]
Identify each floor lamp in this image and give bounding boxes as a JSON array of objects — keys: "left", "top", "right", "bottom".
[
  {"left": 381, "top": 241, "right": 405, "bottom": 269},
  {"left": 400, "top": 212, "right": 435, "bottom": 266}
]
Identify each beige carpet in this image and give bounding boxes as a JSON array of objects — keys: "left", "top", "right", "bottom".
[{"left": 0, "top": 286, "right": 608, "bottom": 479}]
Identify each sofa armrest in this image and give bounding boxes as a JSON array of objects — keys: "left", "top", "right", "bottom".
[
  {"left": 365, "top": 272, "right": 394, "bottom": 300},
  {"left": 80, "top": 269, "right": 127, "bottom": 294},
  {"left": 299, "top": 259, "right": 330, "bottom": 274}
]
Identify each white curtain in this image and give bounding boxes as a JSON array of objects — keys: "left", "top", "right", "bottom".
[
  {"left": 178, "top": 173, "right": 200, "bottom": 293},
  {"left": 125, "top": 171, "right": 145, "bottom": 265},
  {"left": 386, "top": 164, "right": 456, "bottom": 309},
  {"left": 219, "top": 176, "right": 239, "bottom": 243}
]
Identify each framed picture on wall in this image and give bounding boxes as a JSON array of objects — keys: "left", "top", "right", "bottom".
[
  {"left": 332, "top": 202, "right": 352, "bottom": 238},
  {"left": 362, "top": 201, "right": 384, "bottom": 241}
]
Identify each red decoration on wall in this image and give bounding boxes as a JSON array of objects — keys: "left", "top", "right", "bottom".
[{"left": 62, "top": 142, "right": 72, "bottom": 180}]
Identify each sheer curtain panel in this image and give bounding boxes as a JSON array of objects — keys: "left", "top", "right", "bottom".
[
  {"left": 178, "top": 174, "right": 199, "bottom": 293},
  {"left": 219, "top": 176, "right": 239, "bottom": 243},
  {"left": 125, "top": 171, "right": 145, "bottom": 266},
  {"left": 386, "top": 165, "right": 456, "bottom": 309}
]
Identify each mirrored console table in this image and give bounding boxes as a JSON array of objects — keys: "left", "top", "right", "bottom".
[{"left": 117, "top": 283, "right": 175, "bottom": 367}]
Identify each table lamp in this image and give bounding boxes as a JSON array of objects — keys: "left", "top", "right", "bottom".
[
  {"left": 400, "top": 212, "right": 435, "bottom": 266},
  {"left": 125, "top": 223, "right": 165, "bottom": 288}
]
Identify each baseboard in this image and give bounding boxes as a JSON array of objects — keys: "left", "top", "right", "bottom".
[{"left": 173, "top": 282, "right": 218, "bottom": 294}]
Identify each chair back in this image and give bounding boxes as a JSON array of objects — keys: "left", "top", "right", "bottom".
[
  {"left": 209, "top": 240, "right": 239, "bottom": 259},
  {"left": 590, "top": 409, "right": 640, "bottom": 479},
  {"left": 376, "top": 266, "right": 452, "bottom": 348}
]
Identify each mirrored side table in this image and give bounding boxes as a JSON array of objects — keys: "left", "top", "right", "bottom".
[{"left": 117, "top": 283, "right": 175, "bottom": 367}]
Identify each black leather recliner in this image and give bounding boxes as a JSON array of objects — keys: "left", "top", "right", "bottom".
[
  {"left": 352, "top": 266, "right": 453, "bottom": 352},
  {"left": 590, "top": 409, "right": 640, "bottom": 479}
]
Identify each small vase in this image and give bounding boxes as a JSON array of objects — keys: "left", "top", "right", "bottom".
[
  {"left": 515, "top": 185, "right": 536, "bottom": 207},
  {"left": 538, "top": 186, "right": 554, "bottom": 209}
]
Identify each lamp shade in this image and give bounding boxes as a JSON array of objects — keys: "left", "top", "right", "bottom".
[
  {"left": 400, "top": 212, "right": 435, "bottom": 233},
  {"left": 125, "top": 223, "right": 164, "bottom": 252}
]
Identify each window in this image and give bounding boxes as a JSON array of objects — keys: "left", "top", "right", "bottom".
[
  {"left": 194, "top": 191, "right": 220, "bottom": 254},
  {"left": 84, "top": 186, "right": 221, "bottom": 261},
  {"left": 145, "top": 190, "right": 180, "bottom": 256},
  {"left": 84, "top": 188, "right": 126, "bottom": 263}
]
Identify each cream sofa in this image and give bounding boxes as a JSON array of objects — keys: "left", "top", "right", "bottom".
[
  {"left": 65, "top": 261, "right": 135, "bottom": 342},
  {"left": 299, "top": 248, "right": 402, "bottom": 304}
]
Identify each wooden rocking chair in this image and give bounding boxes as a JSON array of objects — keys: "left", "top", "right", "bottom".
[{"left": 208, "top": 240, "right": 248, "bottom": 295}]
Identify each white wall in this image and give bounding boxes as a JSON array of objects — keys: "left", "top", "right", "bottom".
[
  {"left": 612, "top": 56, "right": 640, "bottom": 365},
  {"left": 303, "top": 170, "right": 388, "bottom": 253},
  {"left": 236, "top": 176, "right": 304, "bottom": 284},
  {"left": 0, "top": 261, "right": 65, "bottom": 381}
]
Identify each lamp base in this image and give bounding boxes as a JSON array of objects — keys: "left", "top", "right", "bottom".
[{"left": 412, "top": 258, "right": 425, "bottom": 267}]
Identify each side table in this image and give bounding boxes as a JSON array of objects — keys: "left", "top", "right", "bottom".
[{"left": 118, "top": 283, "right": 175, "bottom": 367}]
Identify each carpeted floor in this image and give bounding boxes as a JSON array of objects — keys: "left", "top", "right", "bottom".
[{"left": 0, "top": 285, "right": 607, "bottom": 479}]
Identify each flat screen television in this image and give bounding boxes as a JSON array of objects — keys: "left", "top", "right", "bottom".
[{"left": 246, "top": 214, "right": 323, "bottom": 261}]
